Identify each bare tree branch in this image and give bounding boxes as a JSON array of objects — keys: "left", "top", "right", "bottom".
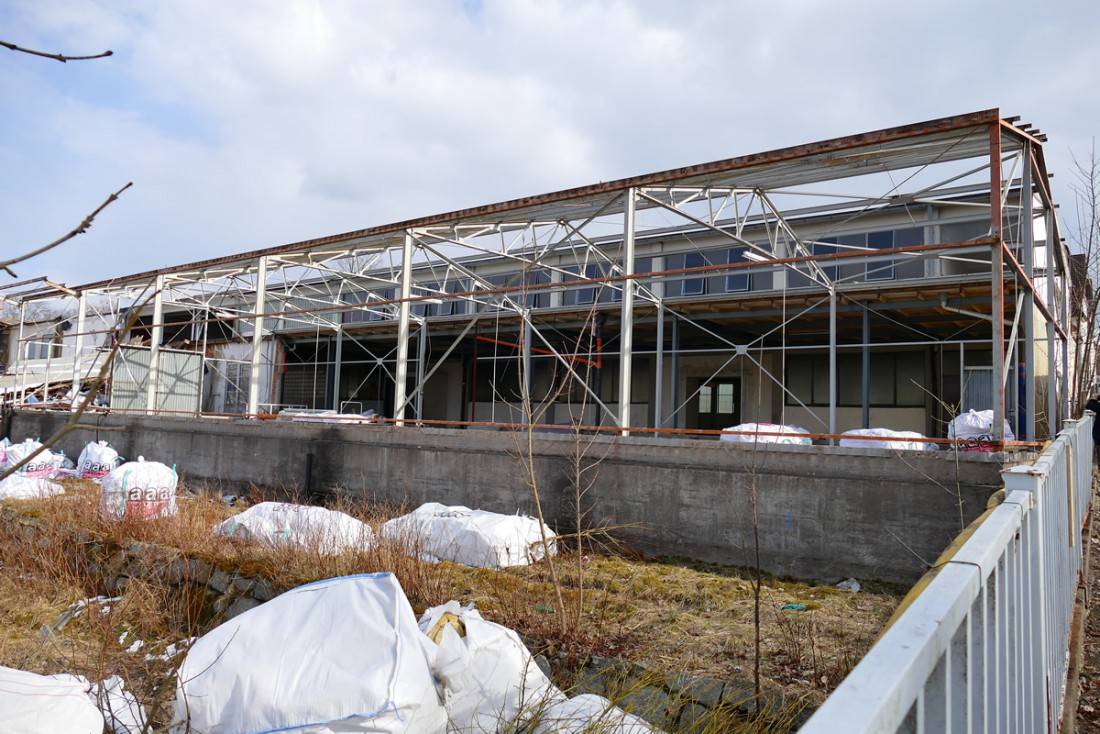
[
  {"left": 0, "top": 38, "right": 112, "bottom": 63},
  {"left": 0, "top": 182, "right": 132, "bottom": 278}
]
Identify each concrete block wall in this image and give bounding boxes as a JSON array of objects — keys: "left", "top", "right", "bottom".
[{"left": 10, "top": 410, "right": 1015, "bottom": 584}]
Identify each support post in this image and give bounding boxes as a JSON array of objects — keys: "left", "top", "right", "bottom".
[
  {"left": 16, "top": 302, "right": 26, "bottom": 404},
  {"left": 146, "top": 275, "right": 165, "bottom": 416},
  {"left": 619, "top": 188, "right": 637, "bottom": 435},
  {"left": 861, "top": 305, "right": 870, "bottom": 428},
  {"left": 247, "top": 257, "right": 268, "bottom": 417},
  {"left": 655, "top": 301, "right": 665, "bottom": 429},
  {"left": 828, "top": 289, "right": 837, "bottom": 439},
  {"left": 1021, "top": 146, "right": 1035, "bottom": 441},
  {"left": 1047, "top": 321, "right": 1058, "bottom": 438},
  {"left": 989, "top": 123, "right": 1006, "bottom": 442},
  {"left": 393, "top": 231, "right": 414, "bottom": 425},
  {"left": 70, "top": 291, "right": 87, "bottom": 408},
  {"left": 332, "top": 326, "right": 343, "bottom": 413},
  {"left": 671, "top": 314, "right": 680, "bottom": 430},
  {"left": 417, "top": 320, "right": 428, "bottom": 424}
]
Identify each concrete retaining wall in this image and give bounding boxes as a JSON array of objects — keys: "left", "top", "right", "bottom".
[{"left": 9, "top": 410, "right": 1017, "bottom": 584}]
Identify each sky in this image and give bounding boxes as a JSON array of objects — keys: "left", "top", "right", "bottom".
[{"left": 2, "top": 0, "right": 1099, "bottom": 289}]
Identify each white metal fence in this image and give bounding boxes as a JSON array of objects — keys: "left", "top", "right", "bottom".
[{"left": 801, "top": 415, "right": 1094, "bottom": 733}]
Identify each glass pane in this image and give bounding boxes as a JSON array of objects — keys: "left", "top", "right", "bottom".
[
  {"left": 699, "top": 384, "right": 712, "bottom": 414},
  {"left": 682, "top": 252, "right": 705, "bottom": 295},
  {"left": 726, "top": 249, "right": 749, "bottom": 291},
  {"left": 717, "top": 383, "right": 734, "bottom": 414}
]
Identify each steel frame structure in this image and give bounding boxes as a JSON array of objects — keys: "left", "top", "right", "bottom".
[{"left": 7, "top": 109, "right": 1072, "bottom": 443}]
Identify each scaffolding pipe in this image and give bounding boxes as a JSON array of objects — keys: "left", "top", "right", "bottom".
[
  {"left": 332, "top": 326, "right": 343, "bottom": 412},
  {"left": 671, "top": 315, "right": 680, "bottom": 429},
  {"left": 416, "top": 321, "right": 427, "bottom": 424},
  {"left": 393, "top": 231, "right": 414, "bottom": 425},
  {"left": 146, "top": 275, "right": 165, "bottom": 416},
  {"left": 619, "top": 188, "right": 637, "bottom": 435},
  {"left": 247, "top": 257, "right": 267, "bottom": 417}
]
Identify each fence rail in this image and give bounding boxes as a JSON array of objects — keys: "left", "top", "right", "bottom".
[{"left": 801, "top": 415, "right": 1094, "bottom": 733}]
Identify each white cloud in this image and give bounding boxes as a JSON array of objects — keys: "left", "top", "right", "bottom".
[{"left": 0, "top": 0, "right": 1098, "bottom": 286}]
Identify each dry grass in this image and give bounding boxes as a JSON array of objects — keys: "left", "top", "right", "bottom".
[{"left": 0, "top": 479, "right": 903, "bottom": 731}]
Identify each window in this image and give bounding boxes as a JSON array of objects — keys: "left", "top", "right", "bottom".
[
  {"left": 726, "top": 248, "right": 750, "bottom": 292},
  {"left": 785, "top": 352, "right": 925, "bottom": 407},
  {"left": 224, "top": 361, "right": 250, "bottom": 414},
  {"left": 369, "top": 287, "right": 395, "bottom": 321},
  {"left": 576, "top": 264, "right": 601, "bottom": 304},
  {"left": 523, "top": 270, "right": 550, "bottom": 309},
  {"left": 681, "top": 252, "right": 706, "bottom": 295}
]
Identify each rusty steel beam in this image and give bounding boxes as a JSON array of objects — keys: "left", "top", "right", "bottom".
[{"left": 35, "top": 109, "right": 1005, "bottom": 299}]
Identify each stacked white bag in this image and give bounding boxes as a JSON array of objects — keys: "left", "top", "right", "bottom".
[
  {"left": 949, "top": 409, "right": 1015, "bottom": 450},
  {"left": 2, "top": 438, "right": 58, "bottom": 478},
  {"left": 100, "top": 457, "right": 178, "bottom": 520},
  {"left": 212, "top": 501, "right": 375, "bottom": 554},
  {"left": 419, "top": 601, "right": 563, "bottom": 732},
  {"left": 529, "top": 694, "right": 661, "bottom": 734},
  {"left": 0, "top": 666, "right": 104, "bottom": 734},
  {"left": 839, "top": 428, "right": 930, "bottom": 451},
  {"left": 77, "top": 440, "right": 122, "bottom": 481},
  {"left": 0, "top": 474, "right": 64, "bottom": 500},
  {"left": 381, "top": 502, "right": 557, "bottom": 568},
  {"left": 171, "top": 574, "right": 448, "bottom": 734},
  {"left": 719, "top": 423, "right": 812, "bottom": 445}
]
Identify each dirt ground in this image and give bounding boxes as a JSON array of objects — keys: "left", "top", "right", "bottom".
[{"left": 1078, "top": 499, "right": 1100, "bottom": 732}]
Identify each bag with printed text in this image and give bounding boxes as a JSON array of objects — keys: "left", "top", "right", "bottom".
[
  {"left": 100, "top": 457, "right": 179, "bottom": 520},
  {"left": 78, "top": 441, "right": 122, "bottom": 481},
  {"left": 2, "top": 438, "right": 58, "bottom": 478}
]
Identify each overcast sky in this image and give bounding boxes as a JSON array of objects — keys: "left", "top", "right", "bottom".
[{"left": 2, "top": 0, "right": 1099, "bottom": 288}]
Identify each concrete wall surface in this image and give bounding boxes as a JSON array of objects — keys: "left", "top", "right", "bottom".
[{"left": 9, "top": 410, "right": 1018, "bottom": 584}]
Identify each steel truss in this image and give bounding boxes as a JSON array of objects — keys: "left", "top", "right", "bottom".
[{"left": 8, "top": 110, "right": 1070, "bottom": 444}]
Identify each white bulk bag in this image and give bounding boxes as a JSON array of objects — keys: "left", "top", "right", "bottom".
[
  {"left": 171, "top": 573, "right": 447, "bottom": 734},
  {"left": 839, "top": 428, "right": 930, "bottom": 451},
  {"left": 381, "top": 502, "right": 557, "bottom": 568},
  {"left": 949, "top": 409, "right": 1015, "bottom": 450},
  {"left": 419, "top": 601, "right": 564, "bottom": 733},
  {"left": 2, "top": 438, "right": 58, "bottom": 478},
  {"left": 100, "top": 457, "right": 178, "bottom": 521},
  {"left": 0, "top": 666, "right": 104, "bottom": 734},
  {"left": 77, "top": 440, "right": 121, "bottom": 481},
  {"left": 719, "top": 423, "right": 812, "bottom": 445},
  {"left": 212, "top": 501, "right": 376, "bottom": 554},
  {"left": 0, "top": 474, "right": 64, "bottom": 500},
  {"left": 528, "top": 694, "right": 659, "bottom": 734}
]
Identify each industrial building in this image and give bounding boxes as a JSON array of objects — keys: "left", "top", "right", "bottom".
[{"left": 2, "top": 109, "right": 1075, "bottom": 444}]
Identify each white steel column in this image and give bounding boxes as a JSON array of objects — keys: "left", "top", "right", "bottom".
[
  {"left": 829, "top": 289, "right": 837, "bottom": 438},
  {"left": 654, "top": 301, "right": 665, "bottom": 430},
  {"left": 70, "top": 291, "right": 87, "bottom": 407},
  {"left": 990, "top": 125, "right": 1006, "bottom": 442},
  {"left": 16, "top": 301, "right": 26, "bottom": 404},
  {"left": 393, "top": 231, "right": 414, "bottom": 425},
  {"left": 247, "top": 257, "right": 268, "bottom": 417},
  {"left": 332, "top": 326, "right": 343, "bottom": 412},
  {"left": 618, "top": 188, "right": 637, "bottom": 434},
  {"left": 146, "top": 275, "right": 165, "bottom": 415},
  {"left": 416, "top": 321, "right": 428, "bottom": 424},
  {"left": 1047, "top": 322, "right": 1057, "bottom": 438},
  {"left": 1021, "top": 150, "right": 1035, "bottom": 441}
]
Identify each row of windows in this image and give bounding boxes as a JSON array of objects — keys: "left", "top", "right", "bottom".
[
  {"left": 785, "top": 353, "right": 926, "bottom": 408},
  {"left": 336, "top": 225, "right": 943, "bottom": 323}
]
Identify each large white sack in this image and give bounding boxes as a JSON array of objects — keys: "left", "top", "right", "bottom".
[
  {"left": 949, "top": 409, "right": 1015, "bottom": 450},
  {"left": 528, "top": 694, "right": 660, "bottom": 734},
  {"left": 1, "top": 438, "right": 58, "bottom": 478},
  {"left": 100, "top": 457, "right": 178, "bottom": 521},
  {"left": 0, "top": 666, "right": 104, "bottom": 734},
  {"left": 0, "top": 474, "right": 64, "bottom": 500},
  {"left": 719, "top": 423, "right": 812, "bottom": 445},
  {"left": 839, "top": 428, "right": 930, "bottom": 451},
  {"left": 419, "top": 601, "right": 564, "bottom": 733},
  {"left": 92, "top": 675, "right": 147, "bottom": 734},
  {"left": 78, "top": 440, "right": 121, "bottom": 481},
  {"left": 381, "top": 502, "right": 557, "bottom": 568},
  {"left": 171, "top": 573, "right": 448, "bottom": 734},
  {"left": 213, "top": 501, "right": 376, "bottom": 554}
]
